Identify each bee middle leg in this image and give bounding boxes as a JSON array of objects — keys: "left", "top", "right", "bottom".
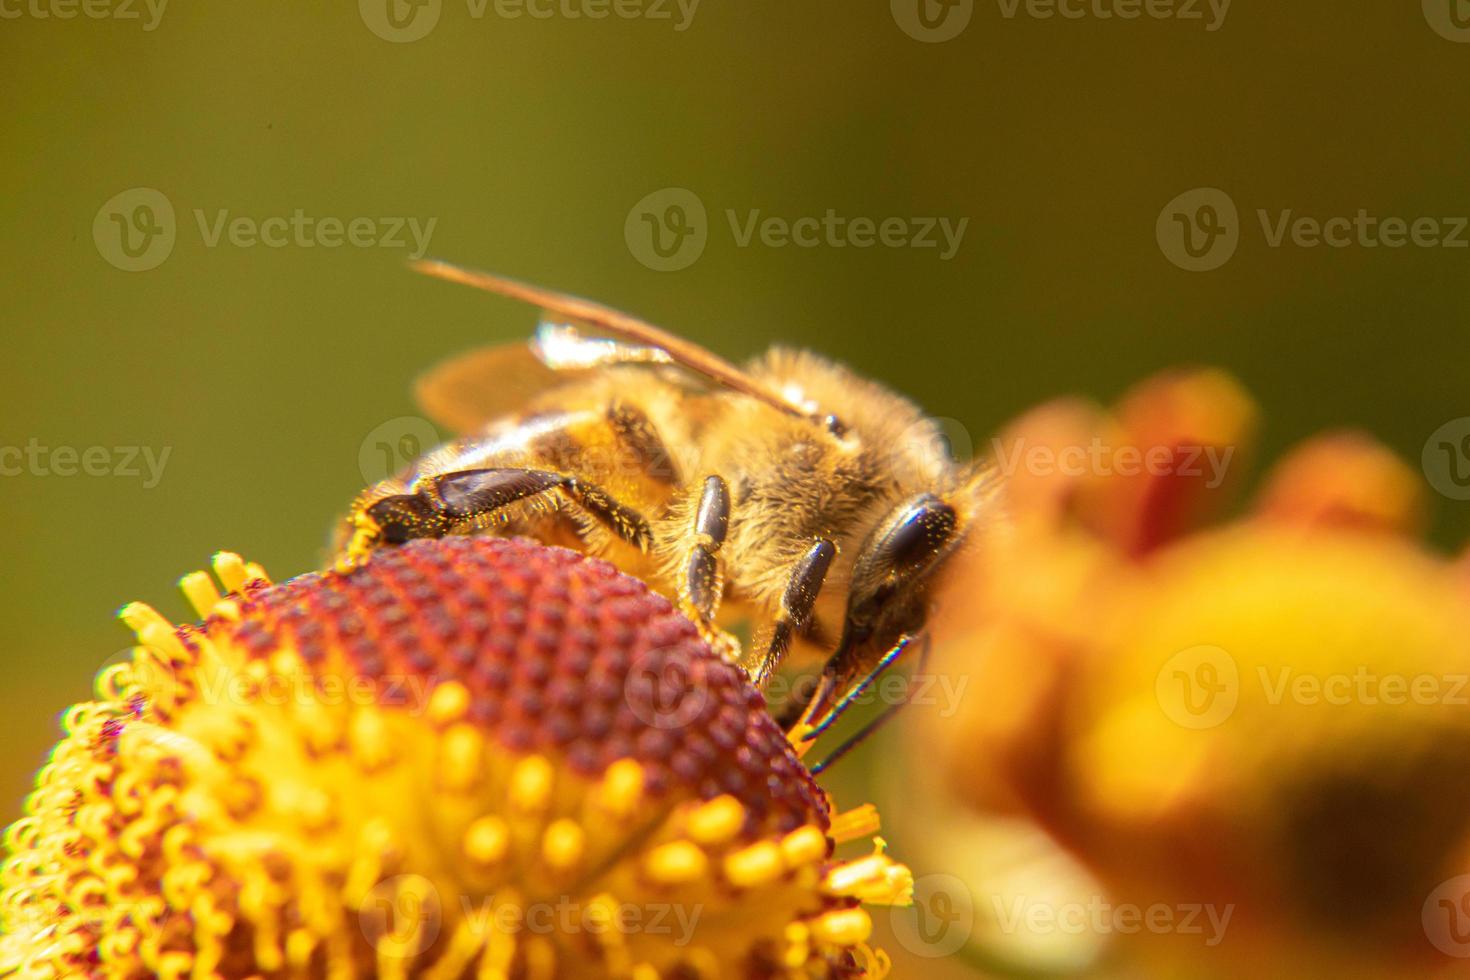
[
  {"left": 346, "top": 467, "right": 653, "bottom": 564},
  {"left": 675, "top": 475, "right": 742, "bottom": 660}
]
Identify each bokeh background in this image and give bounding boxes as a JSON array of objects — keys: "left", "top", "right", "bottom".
[{"left": 3, "top": 1, "right": 1468, "bottom": 975}]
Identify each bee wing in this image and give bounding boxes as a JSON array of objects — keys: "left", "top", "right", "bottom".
[
  {"left": 412, "top": 342, "right": 584, "bottom": 434},
  {"left": 410, "top": 259, "right": 821, "bottom": 423}
]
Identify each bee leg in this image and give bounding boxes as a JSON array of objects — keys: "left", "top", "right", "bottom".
[
  {"left": 751, "top": 538, "right": 837, "bottom": 688},
  {"left": 352, "top": 467, "right": 653, "bottom": 560},
  {"left": 608, "top": 402, "right": 680, "bottom": 485},
  {"left": 804, "top": 635, "right": 932, "bottom": 774},
  {"left": 675, "top": 476, "right": 739, "bottom": 660}
]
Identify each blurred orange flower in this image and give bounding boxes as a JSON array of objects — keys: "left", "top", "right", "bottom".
[{"left": 921, "top": 368, "right": 1470, "bottom": 978}]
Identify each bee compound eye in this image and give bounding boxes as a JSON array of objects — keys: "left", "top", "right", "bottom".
[{"left": 873, "top": 495, "right": 958, "bottom": 578}]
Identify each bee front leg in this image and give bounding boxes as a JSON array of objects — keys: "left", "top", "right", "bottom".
[
  {"left": 342, "top": 467, "right": 652, "bottom": 569},
  {"left": 751, "top": 538, "right": 837, "bottom": 688}
]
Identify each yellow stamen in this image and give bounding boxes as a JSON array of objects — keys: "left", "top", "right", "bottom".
[
  {"left": 427, "top": 681, "right": 470, "bottom": 725},
  {"left": 541, "top": 819, "right": 585, "bottom": 871},
  {"left": 212, "top": 551, "right": 249, "bottom": 594},
  {"left": 810, "top": 907, "right": 872, "bottom": 946},
  {"left": 686, "top": 794, "right": 745, "bottom": 845},
  {"left": 828, "top": 803, "right": 881, "bottom": 843},
  {"left": 509, "top": 756, "right": 554, "bottom": 814},
  {"left": 723, "top": 841, "right": 784, "bottom": 888},
  {"left": 464, "top": 816, "right": 510, "bottom": 865},
  {"left": 780, "top": 826, "right": 829, "bottom": 867},
  {"left": 593, "top": 758, "right": 643, "bottom": 818},
  {"left": 438, "top": 724, "right": 485, "bottom": 793},
  {"left": 179, "top": 570, "right": 222, "bottom": 619},
  {"left": 644, "top": 840, "right": 710, "bottom": 885}
]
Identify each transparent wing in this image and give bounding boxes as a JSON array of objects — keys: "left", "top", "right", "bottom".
[
  {"left": 411, "top": 259, "right": 822, "bottom": 424},
  {"left": 412, "top": 341, "right": 578, "bottom": 434}
]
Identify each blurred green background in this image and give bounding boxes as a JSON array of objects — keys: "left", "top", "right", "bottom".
[{"left": 2, "top": 1, "right": 1468, "bottom": 975}]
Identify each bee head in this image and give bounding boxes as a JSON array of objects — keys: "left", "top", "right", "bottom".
[{"left": 819, "top": 464, "right": 996, "bottom": 703}]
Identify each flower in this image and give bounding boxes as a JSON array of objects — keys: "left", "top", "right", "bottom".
[
  {"left": 916, "top": 369, "right": 1470, "bottom": 976},
  {"left": 0, "top": 536, "right": 910, "bottom": 979}
]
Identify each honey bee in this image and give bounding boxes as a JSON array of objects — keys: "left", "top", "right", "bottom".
[{"left": 338, "top": 260, "right": 997, "bottom": 768}]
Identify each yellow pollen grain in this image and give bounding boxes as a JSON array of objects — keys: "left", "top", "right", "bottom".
[
  {"left": 464, "top": 816, "right": 510, "bottom": 865},
  {"left": 438, "top": 724, "right": 485, "bottom": 793},
  {"left": 427, "top": 681, "right": 471, "bottom": 725},
  {"left": 541, "top": 819, "right": 585, "bottom": 871},
  {"left": 244, "top": 561, "right": 271, "bottom": 585},
  {"left": 509, "top": 756, "right": 555, "bottom": 814},
  {"left": 630, "top": 965, "right": 659, "bottom": 980},
  {"left": 780, "top": 826, "right": 828, "bottom": 867},
  {"left": 212, "top": 551, "right": 249, "bottom": 594},
  {"left": 594, "top": 758, "right": 643, "bottom": 818},
  {"left": 686, "top": 795, "right": 745, "bottom": 845},
  {"left": 723, "top": 841, "right": 785, "bottom": 888},
  {"left": 179, "top": 571, "right": 222, "bottom": 619},
  {"left": 828, "top": 804, "right": 881, "bottom": 844},
  {"left": 810, "top": 907, "right": 872, "bottom": 946},
  {"left": 643, "top": 840, "right": 710, "bottom": 885}
]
